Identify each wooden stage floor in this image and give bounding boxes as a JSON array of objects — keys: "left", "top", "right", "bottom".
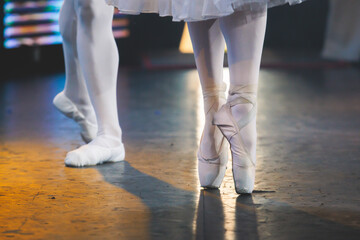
[{"left": 1, "top": 63, "right": 360, "bottom": 239}]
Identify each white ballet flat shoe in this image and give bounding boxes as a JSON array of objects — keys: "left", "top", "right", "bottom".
[
  {"left": 53, "top": 91, "right": 97, "bottom": 143},
  {"left": 213, "top": 84, "right": 258, "bottom": 194},
  {"left": 198, "top": 83, "right": 229, "bottom": 189},
  {"left": 65, "top": 143, "right": 125, "bottom": 167}
]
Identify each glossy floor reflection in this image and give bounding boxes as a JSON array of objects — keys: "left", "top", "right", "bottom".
[{"left": 1, "top": 65, "right": 360, "bottom": 239}]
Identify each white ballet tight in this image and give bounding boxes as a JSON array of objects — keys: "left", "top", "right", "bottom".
[
  {"left": 188, "top": 10, "right": 267, "bottom": 162},
  {"left": 59, "top": 0, "right": 122, "bottom": 147}
]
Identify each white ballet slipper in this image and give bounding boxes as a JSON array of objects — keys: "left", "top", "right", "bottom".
[
  {"left": 65, "top": 143, "right": 125, "bottom": 167},
  {"left": 53, "top": 91, "right": 97, "bottom": 143},
  {"left": 213, "top": 84, "right": 258, "bottom": 194}
]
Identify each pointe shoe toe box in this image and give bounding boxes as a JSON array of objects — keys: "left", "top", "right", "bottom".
[
  {"left": 233, "top": 165, "right": 255, "bottom": 194},
  {"left": 198, "top": 160, "right": 222, "bottom": 188},
  {"left": 198, "top": 148, "right": 228, "bottom": 188}
]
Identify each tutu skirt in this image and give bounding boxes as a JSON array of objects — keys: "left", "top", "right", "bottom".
[{"left": 106, "top": 0, "right": 306, "bottom": 22}]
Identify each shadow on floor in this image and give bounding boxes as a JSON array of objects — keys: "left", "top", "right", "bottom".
[{"left": 96, "top": 160, "right": 360, "bottom": 240}]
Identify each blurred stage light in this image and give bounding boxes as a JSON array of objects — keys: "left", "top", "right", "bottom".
[
  {"left": 2, "top": 0, "right": 129, "bottom": 49},
  {"left": 179, "top": 24, "right": 193, "bottom": 54}
]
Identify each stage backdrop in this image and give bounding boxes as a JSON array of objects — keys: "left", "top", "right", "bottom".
[{"left": 0, "top": 0, "right": 329, "bottom": 76}]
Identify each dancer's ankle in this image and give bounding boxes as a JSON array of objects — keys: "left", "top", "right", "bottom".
[
  {"left": 230, "top": 104, "right": 252, "bottom": 122},
  {"left": 200, "top": 95, "right": 226, "bottom": 159},
  {"left": 230, "top": 104, "right": 257, "bottom": 160},
  {"left": 90, "top": 131, "right": 122, "bottom": 148}
]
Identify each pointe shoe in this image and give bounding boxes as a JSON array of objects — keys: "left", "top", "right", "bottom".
[
  {"left": 53, "top": 92, "right": 97, "bottom": 143},
  {"left": 198, "top": 138, "right": 229, "bottom": 188},
  {"left": 65, "top": 142, "right": 125, "bottom": 167},
  {"left": 213, "top": 84, "right": 258, "bottom": 194},
  {"left": 198, "top": 83, "right": 229, "bottom": 188}
]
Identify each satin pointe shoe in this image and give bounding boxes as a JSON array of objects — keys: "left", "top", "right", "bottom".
[
  {"left": 213, "top": 84, "right": 258, "bottom": 194},
  {"left": 53, "top": 91, "right": 97, "bottom": 143},
  {"left": 65, "top": 138, "right": 125, "bottom": 167},
  {"left": 198, "top": 83, "right": 229, "bottom": 188}
]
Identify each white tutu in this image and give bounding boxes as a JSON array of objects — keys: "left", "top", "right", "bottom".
[{"left": 106, "top": 0, "right": 306, "bottom": 22}]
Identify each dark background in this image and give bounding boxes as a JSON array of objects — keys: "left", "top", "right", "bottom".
[{"left": 0, "top": 0, "right": 328, "bottom": 76}]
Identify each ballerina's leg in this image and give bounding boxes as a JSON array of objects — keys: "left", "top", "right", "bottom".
[
  {"left": 187, "top": 20, "right": 229, "bottom": 188},
  {"left": 219, "top": 10, "right": 267, "bottom": 162},
  {"left": 188, "top": 20, "right": 227, "bottom": 159},
  {"left": 212, "top": 10, "right": 267, "bottom": 193}
]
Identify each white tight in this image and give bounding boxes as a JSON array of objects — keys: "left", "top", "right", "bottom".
[
  {"left": 188, "top": 10, "right": 267, "bottom": 160},
  {"left": 59, "top": 0, "right": 122, "bottom": 146}
]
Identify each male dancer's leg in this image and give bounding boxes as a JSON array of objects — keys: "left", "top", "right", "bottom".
[
  {"left": 55, "top": 0, "right": 97, "bottom": 143},
  {"left": 65, "top": 0, "right": 124, "bottom": 167}
]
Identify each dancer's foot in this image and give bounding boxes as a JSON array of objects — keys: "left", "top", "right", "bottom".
[
  {"left": 213, "top": 84, "right": 257, "bottom": 194},
  {"left": 198, "top": 83, "right": 229, "bottom": 188},
  {"left": 65, "top": 135, "right": 125, "bottom": 167},
  {"left": 53, "top": 91, "right": 97, "bottom": 143}
]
